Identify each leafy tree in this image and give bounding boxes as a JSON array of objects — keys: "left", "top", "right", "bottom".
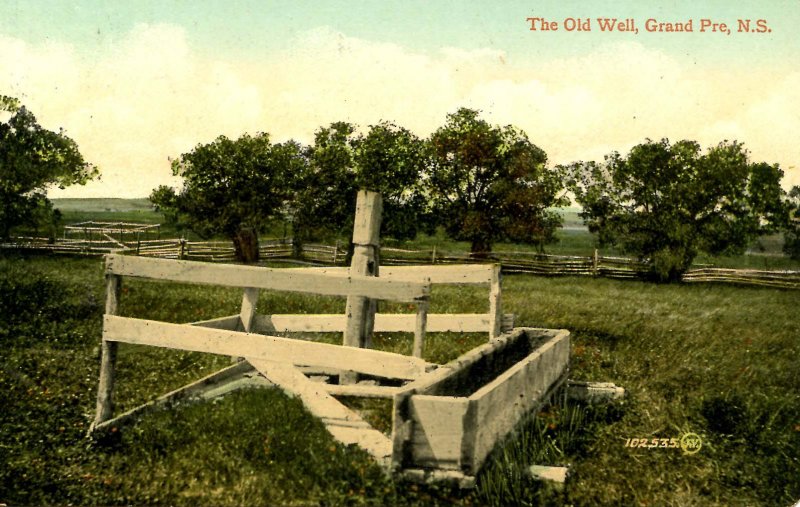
[
  {"left": 150, "top": 133, "right": 304, "bottom": 262},
  {"left": 426, "top": 108, "right": 566, "bottom": 255},
  {"left": 783, "top": 186, "right": 800, "bottom": 259},
  {"left": 564, "top": 139, "right": 788, "bottom": 281},
  {"left": 0, "top": 96, "right": 97, "bottom": 238},
  {"left": 290, "top": 121, "right": 428, "bottom": 255}
]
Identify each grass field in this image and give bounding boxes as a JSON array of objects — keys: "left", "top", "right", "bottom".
[{"left": 1, "top": 252, "right": 798, "bottom": 506}]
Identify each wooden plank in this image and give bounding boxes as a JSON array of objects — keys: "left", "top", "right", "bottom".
[
  {"left": 239, "top": 289, "right": 259, "bottom": 332},
  {"left": 91, "top": 361, "right": 256, "bottom": 433},
  {"left": 323, "top": 383, "right": 400, "bottom": 398},
  {"left": 189, "top": 315, "right": 240, "bottom": 330},
  {"left": 103, "top": 315, "right": 428, "bottom": 380},
  {"left": 248, "top": 358, "right": 392, "bottom": 462},
  {"left": 467, "top": 329, "right": 570, "bottom": 473},
  {"left": 412, "top": 301, "right": 428, "bottom": 358},
  {"left": 255, "top": 313, "right": 513, "bottom": 334},
  {"left": 408, "top": 396, "right": 469, "bottom": 470},
  {"left": 282, "top": 264, "right": 495, "bottom": 285},
  {"left": 90, "top": 274, "right": 121, "bottom": 432},
  {"left": 104, "top": 254, "right": 429, "bottom": 302},
  {"left": 381, "top": 264, "right": 495, "bottom": 285},
  {"left": 489, "top": 265, "right": 502, "bottom": 340}
]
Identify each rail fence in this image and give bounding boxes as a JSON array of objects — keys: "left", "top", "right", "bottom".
[{"left": 2, "top": 236, "right": 798, "bottom": 289}]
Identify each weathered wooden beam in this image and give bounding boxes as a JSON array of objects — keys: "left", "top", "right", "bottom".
[
  {"left": 412, "top": 300, "right": 428, "bottom": 358},
  {"left": 282, "top": 264, "right": 497, "bottom": 285},
  {"left": 90, "top": 361, "right": 256, "bottom": 433},
  {"left": 323, "top": 383, "right": 400, "bottom": 398},
  {"left": 104, "top": 254, "right": 429, "bottom": 302},
  {"left": 90, "top": 274, "right": 121, "bottom": 433},
  {"left": 248, "top": 358, "right": 393, "bottom": 464},
  {"left": 103, "top": 315, "right": 429, "bottom": 380},
  {"left": 566, "top": 381, "right": 625, "bottom": 403},
  {"left": 254, "top": 313, "right": 515, "bottom": 334},
  {"left": 489, "top": 265, "right": 503, "bottom": 340}
]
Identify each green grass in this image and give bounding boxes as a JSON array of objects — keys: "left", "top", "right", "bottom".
[{"left": 1, "top": 253, "right": 798, "bottom": 505}]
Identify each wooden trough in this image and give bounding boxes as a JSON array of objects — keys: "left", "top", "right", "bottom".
[
  {"left": 89, "top": 252, "right": 569, "bottom": 486},
  {"left": 88, "top": 192, "right": 575, "bottom": 487}
]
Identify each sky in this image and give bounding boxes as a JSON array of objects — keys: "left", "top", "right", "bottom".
[{"left": 1, "top": 0, "right": 798, "bottom": 198}]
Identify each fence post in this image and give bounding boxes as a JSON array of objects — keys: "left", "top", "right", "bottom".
[
  {"left": 179, "top": 238, "right": 186, "bottom": 260},
  {"left": 432, "top": 245, "right": 437, "bottom": 265},
  {"left": 90, "top": 273, "right": 121, "bottom": 433},
  {"left": 136, "top": 232, "right": 141, "bottom": 255},
  {"left": 333, "top": 240, "right": 340, "bottom": 265},
  {"left": 343, "top": 190, "right": 382, "bottom": 384},
  {"left": 592, "top": 248, "right": 599, "bottom": 277}
]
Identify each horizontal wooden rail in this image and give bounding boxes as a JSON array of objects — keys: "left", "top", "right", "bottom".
[
  {"left": 104, "top": 315, "right": 429, "bottom": 380},
  {"left": 105, "top": 254, "right": 429, "bottom": 302}
]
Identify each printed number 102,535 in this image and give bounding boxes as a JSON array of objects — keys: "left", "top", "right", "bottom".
[{"left": 625, "top": 437, "right": 679, "bottom": 449}]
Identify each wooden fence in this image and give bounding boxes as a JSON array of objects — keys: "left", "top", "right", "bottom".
[{"left": 3, "top": 236, "right": 798, "bottom": 289}]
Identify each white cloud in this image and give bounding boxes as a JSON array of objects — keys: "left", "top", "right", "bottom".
[{"left": 0, "top": 25, "right": 796, "bottom": 197}]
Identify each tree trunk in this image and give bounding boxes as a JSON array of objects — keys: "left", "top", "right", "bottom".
[
  {"left": 232, "top": 227, "right": 260, "bottom": 263},
  {"left": 469, "top": 237, "right": 491, "bottom": 259}
]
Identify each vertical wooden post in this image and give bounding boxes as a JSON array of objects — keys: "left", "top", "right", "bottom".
[
  {"left": 431, "top": 245, "right": 437, "bottom": 265},
  {"left": 90, "top": 272, "right": 121, "bottom": 432},
  {"left": 333, "top": 240, "right": 340, "bottom": 265},
  {"left": 233, "top": 287, "right": 259, "bottom": 363},
  {"left": 489, "top": 264, "right": 502, "bottom": 340},
  {"left": 179, "top": 238, "right": 186, "bottom": 260},
  {"left": 592, "top": 248, "right": 599, "bottom": 277},
  {"left": 412, "top": 299, "right": 429, "bottom": 358},
  {"left": 342, "top": 191, "right": 382, "bottom": 384}
]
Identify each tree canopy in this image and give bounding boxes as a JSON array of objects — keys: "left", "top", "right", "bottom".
[
  {"left": 290, "top": 121, "right": 428, "bottom": 252},
  {"left": 0, "top": 97, "right": 97, "bottom": 238},
  {"left": 563, "top": 139, "right": 788, "bottom": 281},
  {"left": 426, "top": 108, "right": 566, "bottom": 255},
  {"left": 150, "top": 133, "right": 304, "bottom": 261}
]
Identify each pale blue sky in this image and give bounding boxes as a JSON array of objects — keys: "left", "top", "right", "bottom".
[{"left": 1, "top": 1, "right": 798, "bottom": 196}]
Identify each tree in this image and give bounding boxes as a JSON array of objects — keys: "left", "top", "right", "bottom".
[
  {"left": 290, "top": 121, "right": 428, "bottom": 256},
  {"left": 564, "top": 139, "right": 788, "bottom": 281},
  {"left": 0, "top": 96, "right": 97, "bottom": 238},
  {"left": 150, "top": 133, "right": 304, "bottom": 262},
  {"left": 783, "top": 186, "right": 800, "bottom": 259},
  {"left": 426, "top": 108, "right": 566, "bottom": 255}
]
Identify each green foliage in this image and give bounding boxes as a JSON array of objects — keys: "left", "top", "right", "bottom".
[
  {"left": 0, "top": 99, "right": 97, "bottom": 238},
  {"left": 427, "top": 108, "right": 566, "bottom": 255},
  {"left": 564, "top": 139, "right": 789, "bottom": 281},
  {"left": 290, "top": 121, "right": 429, "bottom": 250},
  {"left": 783, "top": 186, "right": 800, "bottom": 259},
  {"left": 150, "top": 134, "right": 305, "bottom": 261}
]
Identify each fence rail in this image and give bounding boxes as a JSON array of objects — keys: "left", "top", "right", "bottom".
[{"left": 2, "top": 236, "right": 797, "bottom": 289}]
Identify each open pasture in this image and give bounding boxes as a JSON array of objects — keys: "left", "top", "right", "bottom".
[{"left": 0, "top": 253, "right": 798, "bottom": 506}]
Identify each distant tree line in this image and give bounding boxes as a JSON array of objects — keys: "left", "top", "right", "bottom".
[
  {"left": 1, "top": 96, "right": 796, "bottom": 282},
  {"left": 151, "top": 109, "right": 799, "bottom": 281},
  {"left": 150, "top": 108, "right": 568, "bottom": 262}
]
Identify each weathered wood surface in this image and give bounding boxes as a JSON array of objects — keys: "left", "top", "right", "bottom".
[
  {"left": 103, "top": 315, "right": 429, "bottom": 380},
  {"left": 90, "top": 274, "right": 121, "bottom": 432},
  {"left": 467, "top": 329, "right": 570, "bottom": 473},
  {"left": 255, "top": 313, "right": 514, "bottom": 334},
  {"left": 91, "top": 361, "right": 257, "bottom": 433},
  {"left": 408, "top": 396, "right": 469, "bottom": 470},
  {"left": 248, "top": 358, "right": 393, "bottom": 463},
  {"left": 189, "top": 315, "right": 241, "bottom": 330},
  {"left": 104, "top": 254, "right": 429, "bottom": 302},
  {"left": 392, "top": 328, "right": 570, "bottom": 476},
  {"left": 323, "top": 383, "right": 400, "bottom": 398},
  {"left": 489, "top": 264, "right": 502, "bottom": 339},
  {"left": 284, "top": 264, "right": 497, "bottom": 285}
]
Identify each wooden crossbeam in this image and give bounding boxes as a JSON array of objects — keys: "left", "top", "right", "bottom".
[
  {"left": 104, "top": 254, "right": 429, "bottom": 302},
  {"left": 254, "top": 313, "right": 515, "bottom": 334},
  {"left": 103, "top": 315, "right": 429, "bottom": 380},
  {"left": 285, "top": 264, "right": 497, "bottom": 285},
  {"left": 247, "top": 358, "right": 393, "bottom": 464}
]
